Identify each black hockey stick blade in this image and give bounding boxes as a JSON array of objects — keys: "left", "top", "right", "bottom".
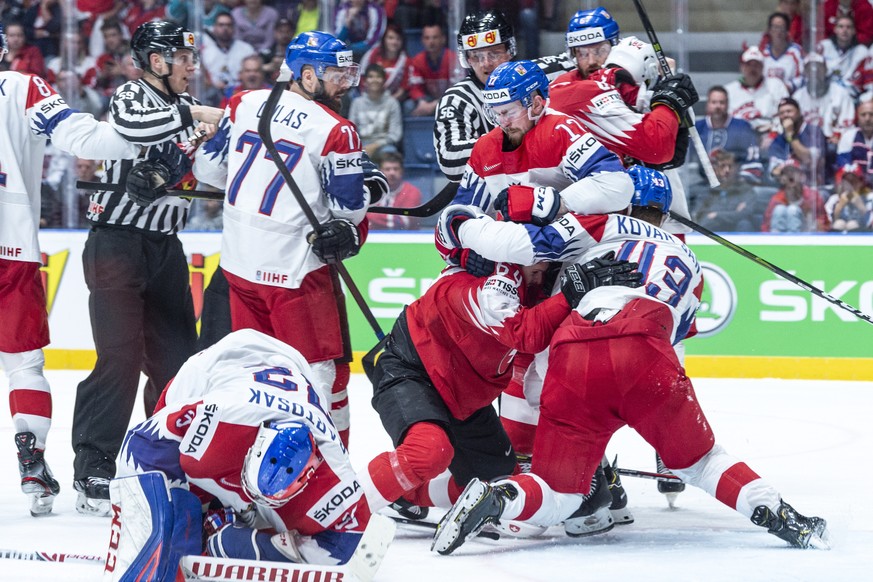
[
  {"left": 368, "top": 181, "right": 460, "bottom": 217},
  {"left": 615, "top": 468, "right": 683, "bottom": 482},
  {"left": 670, "top": 211, "right": 873, "bottom": 325},
  {"left": 76, "top": 180, "right": 224, "bottom": 201},
  {"left": 387, "top": 516, "right": 500, "bottom": 540},
  {"left": 256, "top": 70, "right": 384, "bottom": 340}
]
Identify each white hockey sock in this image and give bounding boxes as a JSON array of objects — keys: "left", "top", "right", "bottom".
[{"left": 1, "top": 349, "right": 52, "bottom": 448}]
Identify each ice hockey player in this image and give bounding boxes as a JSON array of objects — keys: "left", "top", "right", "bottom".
[
  {"left": 194, "top": 31, "right": 388, "bottom": 449},
  {"left": 0, "top": 23, "right": 140, "bottom": 516},
  {"left": 430, "top": 167, "right": 830, "bottom": 554},
  {"left": 109, "top": 329, "right": 393, "bottom": 580},
  {"left": 435, "top": 9, "right": 574, "bottom": 182}
]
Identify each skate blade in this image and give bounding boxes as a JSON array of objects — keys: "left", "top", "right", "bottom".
[
  {"left": 29, "top": 494, "right": 55, "bottom": 517},
  {"left": 664, "top": 492, "right": 679, "bottom": 509},
  {"left": 565, "top": 507, "right": 615, "bottom": 538},
  {"left": 75, "top": 493, "right": 111, "bottom": 517},
  {"left": 431, "top": 480, "right": 487, "bottom": 555},
  {"left": 807, "top": 524, "right": 831, "bottom": 550}
]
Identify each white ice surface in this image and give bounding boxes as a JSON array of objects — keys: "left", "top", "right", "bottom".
[{"left": 0, "top": 372, "right": 870, "bottom": 581}]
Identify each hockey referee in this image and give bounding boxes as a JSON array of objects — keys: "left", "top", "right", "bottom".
[{"left": 71, "top": 20, "right": 223, "bottom": 516}]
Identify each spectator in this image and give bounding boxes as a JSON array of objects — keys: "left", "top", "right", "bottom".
[
  {"left": 725, "top": 46, "right": 789, "bottom": 138},
  {"left": 232, "top": 0, "right": 279, "bottom": 53},
  {"left": 792, "top": 52, "right": 855, "bottom": 177},
  {"left": 825, "top": 0, "right": 873, "bottom": 47},
  {"left": 288, "top": 0, "right": 319, "bottom": 37},
  {"left": 349, "top": 64, "right": 402, "bottom": 159},
  {"left": 98, "top": 18, "right": 129, "bottom": 62},
  {"left": 220, "top": 53, "right": 270, "bottom": 108},
  {"left": 74, "top": 158, "right": 101, "bottom": 228},
  {"left": 835, "top": 97, "right": 873, "bottom": 182},
  {"left": 186, "top": 198, "right": 224, "bottom": 231},
  {"left": 166, "top": 0, "right": 230, "bottom": 33},
  {"left": 360, "top": 23, "right": 409, "bottom": 103},
  {"left": 777, "top": 0, "right": 805, "bottom": 46},
  {"left": 761, "top": 12, "right": 804, "bottom": 92},
  {"left": 119, "top": 53, "right": 143, "bottom": 82},
  {"left": 123, "top": 0, "right": 169, "bottom": 37},
  {"left": 201, "top": 12, "right": 258, "bottom": 93},
  {"left": 763, "top": 160, "right": 830, "bottom": 232},
  {"left": 0, "top": 21, "right": 46, "bottom": 77},
  {"left": 334, "top": 0, "right": 386, "bottom": 62},
  {"left": 694, "top": 85, "right": 763, "bottom": 183},
  {"left": 55, "top": 69, "right": 104, "bottom": 117},
  {"left": 406, "top": 22, "right": 455, "bottom": 117},
  {"left": 693, "top": 150, "right": 763, "bottom": 232},
  {"left": 23, "top": 0, "right": 62, "bottom": 58},
  {"left": 817, "top": 14, "right": 867, "bottom": 98},
  {"left": 46, "top": 27, "right": 96, "bottom": 83},
  {"left": 263, "top": 17, "right": 295, "bottom": 81},
  {"left": 826, "top": 164, "right": 872, "bottom": 231},
  {"left": 366, "top": 152, "right": 422, "bottom": 230},
  {"left": 769, "top": 97, "right": 829, "bottom": 186}
]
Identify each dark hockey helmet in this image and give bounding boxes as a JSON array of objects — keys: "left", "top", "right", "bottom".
[
  {"left": 629, "top": 165, "right": 673, "bottom": 213},
  {"left": 242, "top": 421, "right": 323, "bottom": 508},
  {"left": 285, "top": 30, "right": 360, "bottom": 87},
  {"left": 483, "top": 60, "right": 549, "bottom": 108},
  {"left": 457, "top": 10, "right": 516, "bottom": 69},
  {"left": 0, "top": 23, "right": 7, "bottom": 60},
  {"left": 130, "top": 21, "right": 199, "bottom": 71},
  {"left": 566, "top": 7, "right": 621, "bottom": 51}
]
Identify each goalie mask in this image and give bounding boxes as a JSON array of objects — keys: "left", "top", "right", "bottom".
[
  {"left": 241, "top": 421, "right": 323, "bottom": 508},
  {"left": 457, "top": 10, "right": 516, "bottom": 69},
  {"left": 628, "top": 166, "right": 673, "bottom": 213}
]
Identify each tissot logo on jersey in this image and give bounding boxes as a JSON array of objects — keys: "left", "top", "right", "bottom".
[
  {"left": 591, "top": 91, "right": 623, "bottom": 113},
  {"left": 183, "top": 403, "right": 219, "bottom": 459},
  {"left": 309, "top": 480, "right": 362, "bottom": 524}
]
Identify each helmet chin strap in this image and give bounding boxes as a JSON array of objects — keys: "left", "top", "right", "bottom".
[{"left": 296, "top": 76, "right": 325, "bottom": 101}]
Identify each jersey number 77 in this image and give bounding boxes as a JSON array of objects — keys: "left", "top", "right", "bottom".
[{"left": 227, "top": 129, "right": 304, "bottom": 216}]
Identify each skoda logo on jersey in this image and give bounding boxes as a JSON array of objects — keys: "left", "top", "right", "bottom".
[
  {"left": 483, "top": 88, "right": 511, "bottom": 103},
  {"left": 695, "top": 262, "right": 737, "bottom": 337},
  {"left": 567, "top": 28, "right": 606, "bottom": 47}
]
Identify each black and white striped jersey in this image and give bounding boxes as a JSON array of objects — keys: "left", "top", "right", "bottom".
[
  {"left": 86, "top": 79, "right": 201, "bottom": 234},
  {"left": 434, "top": 53, "right": 574, "bottom": 182}
]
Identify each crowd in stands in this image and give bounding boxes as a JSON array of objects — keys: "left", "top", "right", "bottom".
[{"left": 2, "top": 0, "right": 872, "bottom": 233}]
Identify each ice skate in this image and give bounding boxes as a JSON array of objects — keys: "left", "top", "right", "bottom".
[
  {"left": 73, "top": 476, "right": 111, "bottom": 517},
  {"left": 656, "top": 453, "right": 685, "bottom": 509},
  {"left": 15, "top": 432, "right": 60, "bottom": 517},
  {"left": 564, "top": 466, "right": 614, "bottom": 537},
  {"left": 604, "top": 456, "right": 634, "bottom": 525},
  {"left": 751, "top": 500, "right": 830, "bottom": 550},
  {"left": 431, "top": 479, "right": 517, "bottom": 555},
  {"left": 515, "top": 453, "right": 532, "bottom": 474}
]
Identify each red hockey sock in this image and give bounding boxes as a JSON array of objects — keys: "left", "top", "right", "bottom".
[
  {"left": 367, "top": 422, "right": 453, "bottom": 504},
  {"left": 714, "top": 462, "right": 762, "bottom": 510},
  {"left": 331, "top": 362, "right": 350, "bottom": 448}
]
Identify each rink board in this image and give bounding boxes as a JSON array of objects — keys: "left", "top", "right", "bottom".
[{"left": 35, "top": 230, "right": 873, "bottom": 380}]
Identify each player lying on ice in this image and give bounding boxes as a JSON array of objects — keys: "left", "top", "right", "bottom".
[
  {"left": 105, "top": 329, "right": 394, "bottom": 581},
  {"left": 430, "top": 166, "right": 830, "bottom": 554}
]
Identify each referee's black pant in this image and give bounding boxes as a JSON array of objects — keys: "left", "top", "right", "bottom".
[{"left": 72, "top": 226, "right": 197, "bottom": 481}]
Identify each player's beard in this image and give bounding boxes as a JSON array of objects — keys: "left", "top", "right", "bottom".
[
  {"left": 316, "top": 91, "right": 344, "bottom": 114},
  {"left": 504, "top": 128, "right": 524, "bottom": 148}
]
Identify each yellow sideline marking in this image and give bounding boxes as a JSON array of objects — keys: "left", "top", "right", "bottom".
[{"left": 43, "top": 350, "right": 873, "bottom": 382}]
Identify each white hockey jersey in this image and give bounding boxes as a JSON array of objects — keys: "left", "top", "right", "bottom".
[
  {"left": 194, "top": 89, "right": 369, "bottom": 288},
  {"left": 725, "top": 78, "right": 789, "bottom": 133},
  {"left": 0, "top": 71, "right": 138, "bottom": 263},
  {"left": 456, "top": 212, "right": 703, "bottom": 345},
  {"left": 792, "top": 82, "right": 856, "bottom": 139}
]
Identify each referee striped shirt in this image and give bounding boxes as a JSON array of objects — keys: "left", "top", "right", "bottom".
[
  {"left": 434, "top": 53, "right": 575, "bottom": 182},
  {"left": 87, "top": 79, "right": 202, "bottom": 234}
]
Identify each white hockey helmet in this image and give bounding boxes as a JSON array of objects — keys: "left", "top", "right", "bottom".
[{"left": 605, "top": 36, "right": 659, "bottom": 91}]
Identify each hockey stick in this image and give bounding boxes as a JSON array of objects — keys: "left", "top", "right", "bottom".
[
  {"left": 0, "top": 548, "right": 105, "bottom": 564},
  {"left": 615, "top": 468, "right": 683, "bottom": 482},
  {"left": 387, "top": 515, "right": 501, "bottom": 541},
  {"left": 257, "top": 67, "right": 384, "bottom": 340},
  {"left": 670, "top": 211, "right": 873, "bottom": 325},
  {"left": 76, "top": 180, "right": 224, "bottom": 200},
  {"left": 630, "top": 0, "right": 720, "bottom": 189},
  {"left": 368, "top": 181, "right": 460, "bottom": 217}
]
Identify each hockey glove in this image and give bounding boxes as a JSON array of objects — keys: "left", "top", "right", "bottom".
[
  {"left": 647, "top": 127, "right": 690, "bottom": 171},
  {"left": 494, "top": 185, "right": 561, "bottom": 226},
  {"left": 650, "top": 73, "right": 699, "bottom": 120},
  {"left": 435, "top": 204, "right": 488, "bottom": 252},
  {"left": 308, "top": 218, "right": 361, "bottom": 264},
  {"left": 444, "top": 248, "right": 496, "bottom": 277},
  {"left": 125, "top": 141, "right": 192, "bottom": 206},
  {"left": 560, "top": 251, "right": 644, "bottom": 309},
  {"left": 361, "top": 153, "right": 389, "bottom": 205}
]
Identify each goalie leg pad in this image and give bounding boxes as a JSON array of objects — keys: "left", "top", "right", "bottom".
[
  {"left": 206, "top": 526, "right": 303, "bottom": 563},
  {"left": 105, "top": 471, "right": 201, "bottom": 582}
]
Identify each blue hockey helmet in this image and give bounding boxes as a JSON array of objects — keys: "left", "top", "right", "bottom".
[
  {"left": 285, "top": 31, "right": 360, "bottom": 87},
  {"left": 241, "top": 421, "right": 323, "bottom": 508},
  {"left": 483, "top": 60, "right": 549, "bottom": 109},
  {"left": 629, "top": 166, "right": 673, "bottom": 213},
  {"left": 566, "top": 7, "right": 621, "bottom": 50}
]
